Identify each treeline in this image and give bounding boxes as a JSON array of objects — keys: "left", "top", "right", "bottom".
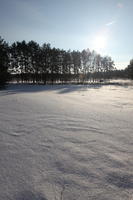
[
  {"left": 9, "top": 41, "right": 115, "bottom": 84},
  {"left": 0, "top": 36, "right": 125, "bottom": 86},
  {"left": 0, "top": 36, "right": 116, "bottom": 85}
]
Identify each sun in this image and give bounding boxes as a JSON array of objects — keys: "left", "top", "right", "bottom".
[{"left": 93, "top": 35, "right": 107, "bottom": 51}]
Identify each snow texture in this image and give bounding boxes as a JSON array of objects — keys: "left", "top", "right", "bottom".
[{"left": 0, "top": 83, "right": 133, "bottom": 200}]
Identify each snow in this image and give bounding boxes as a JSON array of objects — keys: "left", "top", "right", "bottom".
[{"left": 0, "top": 83, "right": 133, "bottom": 200}]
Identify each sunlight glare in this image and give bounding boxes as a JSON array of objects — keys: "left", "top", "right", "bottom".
[{"left": 93, "top": 35, "right": 108, "bottom": 51}]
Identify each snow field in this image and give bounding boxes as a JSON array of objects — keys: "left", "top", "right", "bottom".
[{"left": 0, "top": 84, "right": 133, "bottom": 200}]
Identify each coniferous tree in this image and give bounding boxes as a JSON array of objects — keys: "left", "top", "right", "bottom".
[
  {"left": 0, "top": 37, "right": 9, "bottom": 87},
  {"left": 41, "top": 43, "right": 51, "bottom": 84},
  {"left": 125, "top": 59, "right": 133, "bottom": 79},
  {"left": 28, "top": 41, "right": 40, "bottom": 83}
]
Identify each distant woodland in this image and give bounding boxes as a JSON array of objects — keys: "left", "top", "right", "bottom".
[{"left": 0, "top": 36, "right": 133, "bottom": 86}]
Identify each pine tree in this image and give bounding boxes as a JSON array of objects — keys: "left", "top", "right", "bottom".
[
  {"left": 0, "top": 37, "right": 10, "bottom": 87},
  {"left": 126, "top": 59, "right": 133, "bottom": 79}
]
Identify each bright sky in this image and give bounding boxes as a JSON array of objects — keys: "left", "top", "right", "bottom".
[{"left": 0, "top": 0, "right": 132, "bottom": 69}]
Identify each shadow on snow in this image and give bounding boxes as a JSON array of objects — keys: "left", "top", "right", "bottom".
[
  {"left": 0, "top": 83, "right": 104, "bottom": 96},
  {"left": 0, "top": 81, "right": 132, "bottom": 96}
]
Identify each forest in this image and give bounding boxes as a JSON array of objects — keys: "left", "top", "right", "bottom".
[{"left": 0, "top": 36, "right": 132, "bottom": 86}]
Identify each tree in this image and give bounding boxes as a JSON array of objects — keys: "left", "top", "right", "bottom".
[
  {"left": 41, "top": 43, "right": 51, "bottom": 84},
  {"left": 0, "top": 37, "right": 9, "bottom": 87},
  {"left": 125, "top": 59, "right": 133, "bottom": 79},
  {"left": 27, "top": 41, "right": 40, "bottom": 83},
  {"left": 81, "top": 49, "right": 92, "bottom": 82}
]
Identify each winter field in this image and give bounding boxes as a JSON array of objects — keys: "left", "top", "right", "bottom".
[{"left": 0, "top": 82, "right": 133, "bottom": 200}]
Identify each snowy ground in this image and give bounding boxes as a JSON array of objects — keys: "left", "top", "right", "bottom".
[{"left": 0, "top": 83, "right": 133, "bottom": 200}]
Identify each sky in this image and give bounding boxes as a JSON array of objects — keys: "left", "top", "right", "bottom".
[{"left": 0, "top": 0, "right": 133, "bottom": 69}]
